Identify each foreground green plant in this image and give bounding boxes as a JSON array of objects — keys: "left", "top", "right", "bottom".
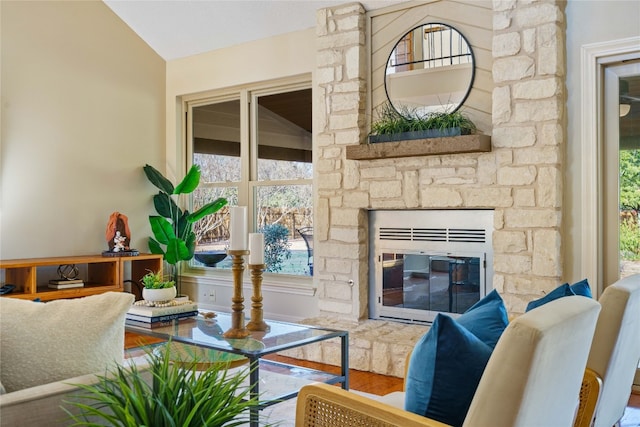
[{"left": 64, "top": 344, "right": 260, "bottom": 427}]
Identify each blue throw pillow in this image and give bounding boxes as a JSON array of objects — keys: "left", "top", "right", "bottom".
[
  {"left": 457, "top": 289, "right": 509, "bottom": 349},
  {"left": 405, "top": 314, "right": 492, "bottom": 427},
  {"left": 570, "top": 279, "right": 592, "bottom": 298},
  {"left": 525, "top": 282, "right": 575, "bottom": 312}
]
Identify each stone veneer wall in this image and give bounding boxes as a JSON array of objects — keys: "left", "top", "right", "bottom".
[{"left": 283, "top": 0, "right": 567, "bottom": 377}]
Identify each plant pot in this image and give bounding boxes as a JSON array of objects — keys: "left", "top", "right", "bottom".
[
  {"left": 368, "top": 127, "right": 464, "bottom": 143},
  {"left": 194, "top": 251, "right": 228, "bottom": 267},
  {"left": 142, "top": 286, "right": 177, "bottom": 302}
]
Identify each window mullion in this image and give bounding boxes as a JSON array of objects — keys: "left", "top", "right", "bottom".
[
  {"left": 248, "top": 90, "right": 260, "bottom": 232},
  {"left": 239, "top": 89, "right": 251, "bottom": 210}
]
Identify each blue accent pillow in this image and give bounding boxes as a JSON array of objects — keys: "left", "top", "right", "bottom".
[
  {"left": 457, "top": 289, "right": 509, "bottom": 349},
  {"left": 570, "top": 279, "right": 592, "bottom": 298},
  {"left": 526, "top": 282, "right": 575, "bottom": 312},
  {"left": 405, "top": 314, "right": 492, "bottom": 427}
]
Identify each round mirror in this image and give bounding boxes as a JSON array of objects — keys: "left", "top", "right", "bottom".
[{"left": 384, "top": 23, "right": 475, "bottom": 117}]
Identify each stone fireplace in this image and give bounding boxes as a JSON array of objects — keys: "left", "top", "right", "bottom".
[{"left": 286, "top": 0, "right": 567, "bottom": 376}]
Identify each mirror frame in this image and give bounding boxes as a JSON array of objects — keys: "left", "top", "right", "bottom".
[{"left": 384, "top": 22, "right": 476, "bottom": 117}]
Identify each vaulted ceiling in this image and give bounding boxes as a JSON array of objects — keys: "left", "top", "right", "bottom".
[{"left": 103, "top": 0, "right": 400, "bottom": 60}]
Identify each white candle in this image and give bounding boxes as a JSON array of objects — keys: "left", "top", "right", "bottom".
[
  {"left": 229, "top": 206, "right": 247, "bottom": 250},
  {"left": 249, "top": 233, "right": 265, "bottom": 265}
]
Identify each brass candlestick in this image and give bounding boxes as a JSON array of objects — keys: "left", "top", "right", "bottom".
[
  {"left": 223, "top": 250, "right": 250, "bottom": 339},
  {"left": 246, "top": 264, "right": 268, "bottom": 332}
]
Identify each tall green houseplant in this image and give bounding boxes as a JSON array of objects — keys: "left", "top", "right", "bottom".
[{"left": 144, "top": 164, "right": 227, "bottom": 294}]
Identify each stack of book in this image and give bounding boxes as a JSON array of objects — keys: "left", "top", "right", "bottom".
[
  {"left": 126, "top": 301, "right": 198, "bottom": 328},
  {"left": 48, "top": 279, "right": 84, "bottom": 289}
]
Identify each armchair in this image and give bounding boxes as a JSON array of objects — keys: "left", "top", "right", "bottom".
[
  {"left": 296, "top": 296, "right": 601, "bottom": 427},
  {"left": 577, "top": 274, "right": 640, "bottom": 427}
]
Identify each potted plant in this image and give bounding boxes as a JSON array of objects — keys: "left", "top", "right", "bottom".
[
  {"left": 143, "top": 164, "right": 228, "bottom": 297},
  {"left": 369, "top": 102, "right": 477, "bottom": 143},
  {"left": 140, "top": 270, "right": 176, "bottom": 302},
  {"left": 63, "top": 343, "right": 261, "bottom": 426}
]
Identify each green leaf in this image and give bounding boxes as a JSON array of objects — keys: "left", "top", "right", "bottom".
[
  {"left": 165, "top": 239, "right": 191, "bottom": 265},
  {"left": 188, "top": 198, "right": 228, "bottom": 222},
  {"left": 176, "top": 238, "right": 192, "bottom": 262},
  {"left": 176, "top": 210, "right": 191, "bottom": 240},
  {"left": 184, "top": 232, "right": 196, "bottom": 260},
  {"left": 174, "top": 165, "right": 201, "bottom": 195},
  {"left": 149, "top": 216, "right": 176, "bottom": 245},
  {"left": 153, "top": 192, "right": 180, "bottom": 219},
  {"left": 143, "top": 164, "right": 174, "bottom": 194}
]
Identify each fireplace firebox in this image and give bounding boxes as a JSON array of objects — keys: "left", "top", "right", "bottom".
[{"left": 369, "top": 210, "right": 494, "bottom": 324}]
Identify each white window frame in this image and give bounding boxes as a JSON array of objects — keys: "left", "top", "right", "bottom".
[
  {"left": 580, "top": 37, "right": 640, "bottom": 295},
  {"left": 180, "top": 75, "right": 315, "bottom": 295}
]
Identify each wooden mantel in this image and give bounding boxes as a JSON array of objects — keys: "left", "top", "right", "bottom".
[{"left": 346, "top": 134, "right": 491, "bottom": 160}]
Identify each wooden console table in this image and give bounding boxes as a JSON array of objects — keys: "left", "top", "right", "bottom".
[{"left": 0, "top": 254, "right": 162, "bottom": 301}]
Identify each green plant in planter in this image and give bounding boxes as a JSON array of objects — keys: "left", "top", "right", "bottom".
[
  {"left": 143, "top": 164, "right": 228, "bottom": 295},
  {"left": 141, "top": 270, "right": 175, "bottom": 289},
  {"left": 369, "top": 102, "right": 476, "bottom": 142},
  {"left": 64, "top": 343, "right": 261, "bottom": 426}
]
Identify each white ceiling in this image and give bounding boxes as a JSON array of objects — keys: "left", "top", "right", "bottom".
[{"left": 103, "top": 0, "right": 402, "bottom": 61}]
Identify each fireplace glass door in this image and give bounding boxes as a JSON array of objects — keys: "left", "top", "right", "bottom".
[{"left": 377, "top": 251, "right": 485, "bottom": 323}]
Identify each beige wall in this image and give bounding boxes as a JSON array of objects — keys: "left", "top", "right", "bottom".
[
  {"left": 564, "top": 0, "right": 640, "bottom": 284},
  {"left": 0, "top": 1, "right": 165, "bottom": 259}
]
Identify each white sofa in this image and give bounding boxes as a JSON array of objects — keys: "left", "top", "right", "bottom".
[
  {"left": 0, "top": 292, "right": 134, "bottom": 426},
  {"left": 0, "top": 372, "right": 108, "bottom": 426}
]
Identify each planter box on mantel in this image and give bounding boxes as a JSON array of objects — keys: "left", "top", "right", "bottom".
[
  {"left": 346, "top": 134, "right": 491, "bottom": 161},
  {"left": 367, "top": 127, "right": 464, "bottom": 144}
]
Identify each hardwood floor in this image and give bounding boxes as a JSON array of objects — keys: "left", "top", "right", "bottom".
[
  {"left": 124, "top": 332, "right": 639, "bottom": 424},
  {"left": 125, "top": 332, "right": 164, "bottom": 349},
  {"left": 124, "top": 332, "right": 405, "bottom": 394},
  {"left": 264, "top": 354, "right": 404, "bottom": 395}
]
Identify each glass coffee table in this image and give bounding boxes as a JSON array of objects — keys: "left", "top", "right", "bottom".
[{"left": 125, "top": 312, "right": 349, "bottom": 426}]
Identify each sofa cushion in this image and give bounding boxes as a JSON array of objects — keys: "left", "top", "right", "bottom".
[
  {"left": 457, "top": 289, "right": 509, "bottom": 349},
  {"left": 0, "top": 292, "right": 134, "bottom": 393},
  {"left": 526, "top": 282, "right": 575, "bottom": 312},
  {"left": 570, "top": 278, "right": 592, "bottom": 298},
  {"left": 405, "top": 313, "right": 492, "bottom": 427}
]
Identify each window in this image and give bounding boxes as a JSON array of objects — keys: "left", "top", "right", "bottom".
[{"left": 187, "top": 83, "right": 313, "bottom": 277}]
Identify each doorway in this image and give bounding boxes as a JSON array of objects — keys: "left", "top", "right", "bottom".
[
  {"left": 602, "top": 59, "right": 640, "bottom": 389},
  {"left": 603, "top": 61, "right": 640, "bottom": 285}
]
